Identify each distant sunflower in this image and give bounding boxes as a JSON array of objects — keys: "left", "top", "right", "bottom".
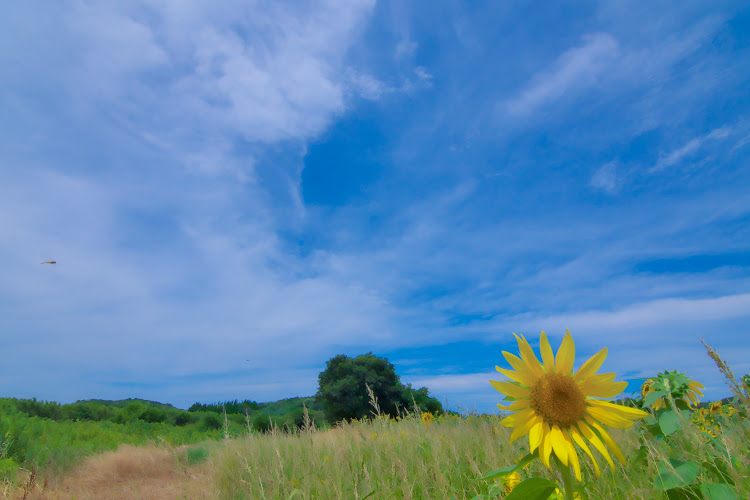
[
  {"left": 491, "top": 329, "right": 648, "bottom": 481},
  {"left": 709, "top": 401, "right": 723, "bottom": 416},
  {"left": 643, "top": 372, "right": 704, "bottom": 410}
]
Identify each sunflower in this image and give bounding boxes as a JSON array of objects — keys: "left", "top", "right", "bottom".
[
  {"left": 709, "top": 401, "right": 723, "bottom": 416},
  {"left": 490, "top": 329, "right": 648, "bottom": 481},
  {"left": 643, "top": 371, "right": 704, "bottom": 410}
]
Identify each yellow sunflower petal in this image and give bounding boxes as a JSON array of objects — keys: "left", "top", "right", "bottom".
[
  {"left": 496, "top": 366, "right": 534, "bottom": 387},
  {"left": 514, "top": 333, "right": 545, "bottom": 376},
  {"left": 570, "top": 426, "right": 600, "bottom": 477},
  {"left": 587, "top": 399, "right": 648, "bottom": 420},
  {"left": 503, "top": 351, "right": 544, "bottom": 380},
  {"left": 496, "top": 400, "right": 531, "bottom": 411},
  {"left": 499, "top": 407, "right": 534, "bottom": 428},
  {"left": 539, "top": 422, "right": 553, "bottom": 467},
  {"left": 573, "top": 347, "right": 607, "bottom": 382},
  {"left": 586, "top": 417, "right": 626, "bottom": 465},
  {"left": 555, "top": 329, "right": 575, "bottom": 375},
  {"left": 576, "top": 420, "right": 614, "bottom": 469},
  {"left": 578, "top": 373, "right": 626, "bottom": 398},
  {"left": 490, "top": 379, "right": 530, "bottom": 399},
  {"left": 509, "top": 413, "right": 541, "bottom": 444},
  {"left": 550, "top": 425, "right": 569, "bottom": 466},
  {"left": 528, "top": 419, "right": 544, "bottom": 453},
  {"left": 539, "top": 331, "right": 555, "bottom": 372},
  {"left": 564, "top": 429, "right": 582, "bottom": 481},
  {"left": 587, "top": 405, "right": 637, "bottom": 429}
]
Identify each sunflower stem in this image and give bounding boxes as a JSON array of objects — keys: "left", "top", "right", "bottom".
[{"left": 553, "top": 455, "right": 575, "bottom": 500}]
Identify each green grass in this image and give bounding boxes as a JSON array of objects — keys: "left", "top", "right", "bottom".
[
  {"left": 205, "top": 408, "right": 749, "bottom": 499},
  {"left": 1, "top": 399, "right": 748, "bottom": 498},
  {"left": 0, "top": 400, "right": 229, "bottom": 478}
]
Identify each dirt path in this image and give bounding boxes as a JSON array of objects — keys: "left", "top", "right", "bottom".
[{"left": 13, "top": 445, "right": 216, "bottom": 500}]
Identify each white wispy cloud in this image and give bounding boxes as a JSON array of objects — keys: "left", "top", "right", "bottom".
[
  {"left": 590, "top": 161, "right": 619, "bottom": 193},
  {"left": 504, "top": 33, "right": 620, "bottom": 116},
  {"left": 651, "top": 126, "right": 733, "bottom": 172}
]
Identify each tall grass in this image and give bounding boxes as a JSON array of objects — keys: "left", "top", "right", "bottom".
[
  {"left": 3, "top": 345, "right": 749, "bottom": 499},
  {"left": 201, "top": 408, "right": 747, "bottom": 499}
]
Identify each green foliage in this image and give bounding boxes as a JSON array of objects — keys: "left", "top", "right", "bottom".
[
  {"left": 251, "top": 412, "right": 272, "bottom": 433},
  {"left": 173, "top": 412, "right": 194, "bottom": 426},
  {"left": 180, "top": 445, "right": 209, "bottom": 465},
  {"left": 402, "top": 384, "right": 444, "bottom": 415},
  {"left": 315, "top": 352, "right": 444, "bottom": 423},
  {"left": 201, "top": 413, "right": 222, "bottom": 431},
  {"left": 0, "top": 397, "right": 240, "bottom": 476},
  {"left": 188, "top": 399, "right": 260, "bottom": 414},
  {"left": 503, "top": 477, "right": 558, "bottom": 500},
  {"left": 641, "top": 404, "right": 745, "bottom": 499},
  {"left": 638, "top": 370, "right": 702, "bottom": 410}
]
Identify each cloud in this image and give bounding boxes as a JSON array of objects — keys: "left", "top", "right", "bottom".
[
  {"left": 508, "top": 293, "right": 750, "bottom": 336},
  {"left": 590, "top": 161, "right": 619, "bottom": 193},
  {"left": 504, "top": 33, "right": 620, "bottom": 116},
  {"left": 346, "top": 70, "right": 389, "bottom": 100},
  {"left": 395, "top": 39, "right": 418, "bottom": 60},
  {"left": 651, "top": 126, "right": 733, "bottom": 172}
]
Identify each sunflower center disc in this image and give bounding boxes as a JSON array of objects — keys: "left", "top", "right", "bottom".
[{"left": 530, "top": 373, "right": 587, "bottom": 428}]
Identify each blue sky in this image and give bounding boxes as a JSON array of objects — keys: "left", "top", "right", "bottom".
[{"left": 1, "top": 1, "right": 749, "bottom": 415}]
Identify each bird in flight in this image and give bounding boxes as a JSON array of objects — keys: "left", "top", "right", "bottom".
[{"left": 40, "top": 260, "right": 56, "bottom": 264}]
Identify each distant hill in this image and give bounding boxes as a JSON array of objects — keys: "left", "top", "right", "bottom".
[
  {"left": 77, "top": 398, "right": 179, "bottom": 410},
  {"left": 188, "top": 395, "right": 325, "bottom": 415}
]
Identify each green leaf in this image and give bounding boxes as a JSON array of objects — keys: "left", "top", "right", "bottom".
[
  {"left": 665, "top": 486, "right": 703, "bottom": 500},
  {"left": 361, "top": 489, "right": 379, "bottom": 500},
  {"left": 654, "top": 459, "right": 700, "bottom": 490},
  {"left": 632, "top": 445, "right": 649, "bottom": 467},
  {"left": 479, "top": 451, "right": 538, "bottom": 480},
  {"left": 644, "top": 390, "right": 669, "bottom": 408},
  {"left": 503, "top": 477, "right": 558, "bottom": 500},
  {"left": 700, "top": 483, "right": 738, "bottom": 500},
  {"left": 646, "top": 420, "right": 665, "bottom": 438},
  {"left": 659, "top": 410, "right": 686, "bottom": 436},
  {"left": 702, "top": 460, "right": 735, "bottom": 485}
]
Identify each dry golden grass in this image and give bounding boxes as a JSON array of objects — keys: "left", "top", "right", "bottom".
[{"left": 11, "top": 444, "right": 218, "bottom": 500}]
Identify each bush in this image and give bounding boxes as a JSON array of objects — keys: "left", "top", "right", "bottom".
[
  {"left": 201, "top": 413, "right": 222, "bottom": 431},
  {"left": 251, "top": 412, "right": 272, "bottom": 433},
  {"left": 173, "top": 412, "right": 193, "bottom": 426},
  {"left": 138, "top": 408, "right": 167, "bottom": 424}
]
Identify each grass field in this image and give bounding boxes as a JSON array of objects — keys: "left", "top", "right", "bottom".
[
  {"left": 2, "top": 396, "right": 748, "bottom": 499},
  {"left": 2, "top": 340, "right": 749, "bottom": 499}
]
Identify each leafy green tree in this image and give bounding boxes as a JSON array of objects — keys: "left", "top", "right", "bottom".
[
  {"left": 402, "top": 384, "right": 444, "bottom": 415},
  {"left": 251, "top": 412, "right": 272, "bottom": 433},
  {"left": 138, "top": 407, "right": 166, "bottom": 423},
  {"left": 316, "top": 352, "right": 408, "bottom": 423},
  {"left": 200, "top": 413, "right": 222, "bottom": 431}
]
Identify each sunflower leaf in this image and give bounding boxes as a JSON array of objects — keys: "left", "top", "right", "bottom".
[
  {"left": 658, "top": 410, "right": 687, "bottom": 436},
  {"left": 653, "top": 459, "right": 700, "bottom": 490},
  {"left": 644, "top": 390, "right": 669, "bottom": 408},
  {"left": 632, "top": 445, "right": 650, "bottom": 468},
  {"left": 700, "top": 482, "right": 739, "bottom": 500},
  {"left": 702, "top": 460, "right": 735, "bottom": 486},
  {"left": 479, "top": 451, "right": 539, "bottom": 480},
  {"left": 665, "top": 486, "right": 702, "bottom": 500},
  {"left": 502, "top": 477, "right": 557, "bottom": 500}
]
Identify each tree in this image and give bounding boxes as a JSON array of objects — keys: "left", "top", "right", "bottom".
[
  {"left": 402, "top": 384, "right": 444, "bottom": 415},
  {"left": 316, "top": 352, "right": 428, "bottom": 423}
]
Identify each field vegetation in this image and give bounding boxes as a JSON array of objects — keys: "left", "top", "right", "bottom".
[{"left": 1, "top": 347, "right": 748, "bottom": 499}]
